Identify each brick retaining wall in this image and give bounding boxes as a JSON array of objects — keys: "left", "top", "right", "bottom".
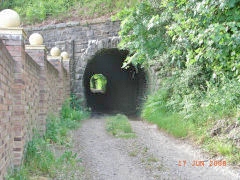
[
  {"left": 0, "top": 40, "right": 15, "bottom": 179},
  {"left": 0, "top": 28, "right": 70, "bottom": 179}
]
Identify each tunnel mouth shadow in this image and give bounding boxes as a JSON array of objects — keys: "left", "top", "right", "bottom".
[{"left": 83, "top": 48, "right": 147, "bottom": 116}]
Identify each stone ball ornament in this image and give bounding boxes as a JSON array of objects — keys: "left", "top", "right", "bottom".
[
  {"left": 61, "top": 51, "right": 69, "bottom": 60},
  {"left": 50, "top": 47, "right": 61, "bottom": 57},
  {"left": 29, "top": 33, "right": 44, "bottom": 45},
  {"left": 0, "top": 9, "right": 21, "bottom": 28}
]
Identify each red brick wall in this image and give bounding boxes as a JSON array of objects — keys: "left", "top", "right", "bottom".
[
  {"left": 48, "top": 58, "right": 70, "bottom": 112},
  {"left": 0, "top": 40, "right": 14, "bottom": 180},
  {"left": 0, "top": 29, "right": 70, "bottom": 179},
  {"left": 24, "top": 53, "right": 41, "bottom": 141},
  {"left": 46, "top": 59, "right": 59, "bottom": 113}
]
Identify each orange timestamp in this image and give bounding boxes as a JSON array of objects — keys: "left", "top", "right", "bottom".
[{"left": 178, "top": 160, "right": 227, "bottom": 167}]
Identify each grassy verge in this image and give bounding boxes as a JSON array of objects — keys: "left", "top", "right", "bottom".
[
  {"left": 142, "top": 88, "right": 240, "bottom": 165},
  {"left": 142, "top": 109, "right": 191, "bottom": 138},
  {"left": 106, "top": 114, "right": 136, "bottom": 138},
  {"left": 6, "top": 98, "right": 90, "bottom": 179},
  {"left": 141, "top": 89, "right": 193, "bottom": 138}
]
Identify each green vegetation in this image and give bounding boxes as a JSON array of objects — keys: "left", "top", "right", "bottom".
[
  {"left": 1, "top": 0, "right": 76, "bottom": 24},
  {"left": 74, "top": 0, "right": 139, "bottom": 18},
  {"left": 6, "top": 98, "right": 89, "bottom": 179},
  {"left": 90, "top": 74, "right": 107, "bottom": 93},
  {"left": 106, "top": 114, "right": 136, "bottom": 138},
  {"left": 116, "top": 0, "right": 240, "bottom": 164},
  {"left": 141, "top": 89, "right": 191, "bottom": 138},
  {"left": 0, "top": 0, "right": 140, "bottom": 24}
]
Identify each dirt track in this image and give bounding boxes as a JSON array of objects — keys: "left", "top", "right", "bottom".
[{"left": 72, "top": 117, "right": 240, "bottom": 180}]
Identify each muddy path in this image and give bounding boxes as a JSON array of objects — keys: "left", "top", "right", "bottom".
[{"left": 72, "top": 117, "right": 240, "bottom": 180}]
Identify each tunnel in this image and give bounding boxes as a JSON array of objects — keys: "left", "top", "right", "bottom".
[{"left": 83, "top": 48, "right": 147, "bottom": 115}]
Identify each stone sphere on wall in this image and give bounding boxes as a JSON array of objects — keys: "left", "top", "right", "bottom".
[
  {"left": 0, "top": 9, "right": 20, "bottom": 28},
  {"left": 61, "top": 51, "right": 69, "bottom": 60},
  {"left": 29, "top": 33, "right": 44, "bottom": 45},
  {"left": 50, "top": 47, "right": 61, "bottom": 57}
]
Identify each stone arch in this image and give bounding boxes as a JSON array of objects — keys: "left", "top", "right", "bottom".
[
  {"left": 74, "top": 37, "right": 147, "bottom": 115},
  {"left": 73, "top": 36, "right": 120, "bottom": 99}
]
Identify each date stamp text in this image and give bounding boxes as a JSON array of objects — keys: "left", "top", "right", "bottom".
[{"left": 178, "top": 160, "right": 227, "bottom": 167}]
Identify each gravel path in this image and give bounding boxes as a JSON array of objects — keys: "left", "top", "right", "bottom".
[{"left": 72, "top": 117, "right": 240, "bottom": 180}]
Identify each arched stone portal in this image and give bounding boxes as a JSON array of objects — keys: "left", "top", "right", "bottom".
[{"left": 83, "top": 48, "right": 147, "bottom": 115}]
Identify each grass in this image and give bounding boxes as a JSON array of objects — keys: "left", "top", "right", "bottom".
[
  {"left": 147, "top": 155, "right": 158, "bottom": 163},
  {"left": 6, "top": 99, "right": 90, "bottom": 179},
  {"left": 44, "top": 99, "right": 90, "bottom": 145},
  {"left": 129, "top": 150, "right": 138, "bottom": 157},
  {"left": 6, "top": 135, "right": 76, "bottom": 179},
  {"left": 142, "top": 106, "right": 240, "bottom": 164},
  {"left": 216, "top": 142, "right": 234, "bottom": 156},
  {"left": 201, "top": 137, "right": 240, "bottom": 163},
  {"left": 142, "top": 106, "right": 191, "bottom": 138},
  {"left": 0, "top": 0, "right": 140, "bottom": 24},
  {"left": 141, "top": 84, "right": 240, "bottom": 165},
  {"left": 106, "top": 114, "right": 136, "bottom": 138},
  {"left": 73, "top": 0, "right": 139, "bottom": 18}
]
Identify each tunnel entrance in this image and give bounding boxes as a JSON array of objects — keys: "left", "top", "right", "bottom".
[{"left": 83, "top": 48, "right": 147, "bottom": 115}]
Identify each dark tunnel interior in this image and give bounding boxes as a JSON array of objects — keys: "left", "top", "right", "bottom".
[{"left": 83, "top": 48, "right": 147, "bottom": 115}]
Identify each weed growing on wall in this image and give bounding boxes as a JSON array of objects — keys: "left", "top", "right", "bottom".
[{"left": 6, "top": 99, "right": 90, "bottom": 179}]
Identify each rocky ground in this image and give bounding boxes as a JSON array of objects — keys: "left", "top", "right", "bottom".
[{"left": 63, "top": 116, "right": 240, "bottom": 180}]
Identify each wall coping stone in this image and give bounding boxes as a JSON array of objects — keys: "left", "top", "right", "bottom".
[
  {"left": 25, "top": 45, "right": 46, "bottom": 50},
  {"left": 0, "top": 27, "right": 27, "bottom": 39},
  {"left": 25, "top": 19, "right": 120, "bottom": 32},
  {"left": 47, "top": 56, "right": 62, "bottom": 61}
]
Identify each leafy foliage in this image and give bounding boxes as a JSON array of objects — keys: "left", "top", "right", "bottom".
[
  {"left": 117, "top": 0, "right": 240, "bottom": 118},
  {"left": 116, "top": 0, "right": 240, "bottom": 78},
  {"left": 114, "top": 2, "right": 170, "bottom": 67},
  {"left": 118, "top": 0, "right": 240, "bottom": 162}
]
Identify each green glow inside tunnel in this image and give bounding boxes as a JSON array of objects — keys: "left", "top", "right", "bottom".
[{"left": 90, "top": 74, "right": 107, "bottom": 94}]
